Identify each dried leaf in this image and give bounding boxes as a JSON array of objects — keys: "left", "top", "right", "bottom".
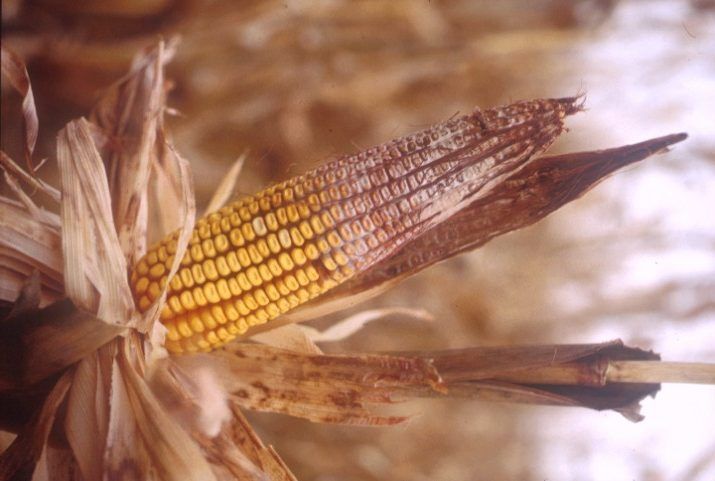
[
  {"left": 0, "top": 151, "right": 60, "bottom": 204},
  {"left": 204, "top": 153, "right": 247, "bottom": 215},
  {"left": 0, "top": 47, "right": 38, "bottom": 171},
  {"left": 56, "top": 118, "right": 135, "bottom": 326},
  {"left": 250, "top": 324, "right": 323, "bottom": 354}
]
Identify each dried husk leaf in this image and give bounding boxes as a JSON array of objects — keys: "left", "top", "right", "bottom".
[
  {"left": 168, "top": 340, "right": 658, "bottom": 427},
  {"left": 203, "top": 153, "right": 247, "bottom": 215},
  {"left": 0, "top": 47, "right": 38, "bottom": 171},
  {"left": 56, "top": 118, "right": 136, "bottom": 326}
]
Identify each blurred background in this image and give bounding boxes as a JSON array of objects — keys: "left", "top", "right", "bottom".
[{"left": 2, "top": 0, "right": 714, "bottom": 479}]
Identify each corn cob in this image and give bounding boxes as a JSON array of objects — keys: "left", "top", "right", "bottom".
[{"left": 130, "top": 97, "right": 578, "bottom": 353}]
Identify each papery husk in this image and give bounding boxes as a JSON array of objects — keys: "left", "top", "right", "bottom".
[{"left": 166, "top": 340, "right": 657, "bottom": 428}]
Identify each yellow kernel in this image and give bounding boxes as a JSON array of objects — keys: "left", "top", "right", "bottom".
[
  {"left": 236, "top": 273, "right": 252, "bottom": 291},
  {"left": 215, "top": 234, "right": 230, "bottom": 253},
  {"left": 189, "top": 314, "right": 205, "bottom": 333},
  {"left": 229, "top": 229, "right": 245, "bottom": 247},
  {"left": 177, "top": 318, "right": 193, "bottom": 338},
  {"left": 216, "top": 279, "right": 232, "bottom": 300},
  {"left": 255, "top": 309, "right": 269, "bottom": 322},
  {"left": 290, "top": 228, "right": 305, "bottom": 246},
  {"left": 203, "top": 282, "right": 221, "bottom": 303},
  {"left": 283, "top": 188, "right": 294, "bottom": 202},
  {"left": 276, "top": 208, "right": 288, "bottom": 225},
  {"left": 220, "top": 217, "right": 232, "bottom": 233},
  {"left": 149, "top": 263, "right": 166, "bottom": 282},
  {"left": 200, "top": 310, "right": 218, "bottom": 330},
  {"left": 160, "top": 305, "right": 173, "bottom": 320},
  {"left": 246, "top": 315, "right": 260, "bottom": 326},
  {"left": 211, "top": 305, "right": 228, "bottom": 324},
  {"left": 191, "top": 264, "right": 206, "bottom": 284},
  {"left": 136, "top": 260, "right": 149, "bottom": 276},
  {"left": 287, "top": 294, "right": 300, "bottom": 307},
  {"left": 267, "top": 259, "right": 282, "bottom": 277},
  {"left": 178, "top": 268, "right": 194, "bottom": 288},
  {"left": 266, "top": 234, "right": 281, "bottom": 253},
  {"left": 266, "top": 303, "right": 281, "bottom": 317},
  {"left": 323, "top": 256, "right": 338, "bottom": 271},
  {"left": 265, "top": 284, "right": 280, "bottom": 301},
  {"left": 169, "top": 275, "right": 183, "bottom": 292},
  {"left": 304, "top": 244, "right": 320, "bottom": 260},
  {"left": 164, "top": 339, "right": 182, "bottom": 353},
  {"left": 148, "top": 282, "right": 161, "bottom": 300},
  {"left": 295, "top": 270, "right": 309, "bottom": 286},
  {"left": 134, "top": 276, "right": 150, "bottom": 295},
  {"left": 327, "top": 232, "right": 341, "bottom": 247},
  {"left": 234, "top": 299, "right": 250, "bottom": 316},
  {"left": 216, "top": 328, "right": 229, "bottom": 341},
  {"left": 227, "top": 278, "right": 242, "bottom": 296},
  {"left": 226, "top": 323, "right": 239, "bottom": 335},
  {"left": 317, "top": 239, "right": 330, "bottom": 252},
  {"left": 256, "top": 239, "right": 270, "bottom": 257},
  {"left": 259, "top": 197, "right": 271, "bottom": 211},
  {"left": 236, "top": 319, "right": 249, "bottom": 333},
  {"left": 226, "top": 252, "right": 241, "bottom": 272},
  {"left": 157, "top": 246, "right": 168, "bottom": 262},
  {"left": 247, "top": 245, "right": 262, "bottom": 264},
  {"left": 180, "top": 292, "right": 196, "bottom": 310},
  {"left": 197, "top": 223, "right": 211, "bottom": 240},
  {"left": 297, "top": 288, "right": 310, "bottom": 302},
  {"left": 241, "top": 223, "right": 256, "bottom": 241},
  {"left": 224, "top": 302, "right": 240, "bottom": 320},
  {"left": 308, "top": 282, "right": 321, "bottom": 295},
  {"left": 285, "top": 275, "right": 299, "bottom": 291},
  {"left": 168, "top": 296, "right": 184, "bottom": 315},
  {"left": 180, "top": 251, "right": 191, "bottom": 266},
  {"left": 190, "top": 231, "right": 200, "bottom": 245},
  {"left": 192, "top": 287, "right": 208, "bottom": 306},
  {"left": 215, "top": 256, "right": 231, "bottom": 277},
  {"left": 229, "top": 212, "right": 242, "bottom": 227},
  {"left": 167, "top": 239, "right": 178, "bottom": 254},
  {"left": 202, "top": 239, "right": 216, "bottom": 258},
  {"left": 254, "top": 289, "right": 270, "bottom": 306},
  {"left": 146, "top": 251, "right": 159, "bottom": 265},
  {"left": 320, "top": 212, "right": 335, "bottom": 228},
  {"left": 238, "top": 206, "right": 251, "bottom": 221},
  {"left": 246, "top": 267, "right": 262, "bottom": 287},
  {"left": 166, "top": 322, "right": 181, "bottom": 341},
  {"left": 298, "top": 221, "right": 313, "bottom": 239},
  {"left": 244, "top": 294, "right": 258, "bottom": 310},
  {"left": 265, "top": 213, "right": 279, "bottom": 231},
  {"left": 310, "top": 216, "right": 325, "bottom": 234},
  {"left": 210, "top": 221, "right": 221, "bottom": 236},
  {"left": 277, "top": 298, "right": 291, "bottom": 312},
  {"left": 201, "top": 259, "right": 218, "bottom": 280},
  {"left": 275, "top": 279, "right": 290, "bottom": 296},
  {"left": 190, "top": 244, "right": 205, "bottom": 262},
  {"left": 305, "top": 265, "right": 320, "bottom": 281},
  {"left": 291, "top": 248, "right": 307, "bottom": 266},
  {"left": 206, "top": 331, "right": 220, "bottom": 345},
  {"left": 333, "top": 249, "right": 349, "bottom": 266},
  {"left": 258, "top": 264, "right": 272, "bottom": 282},
  {"left": 236, "top": 248, "right": 251, "bottom": 267},
  {"left": 286, "top": 205, "right": 300, "bottom": 222},
  {"left": 278, "top": 253, "right": 294, "bottom": 271}
]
